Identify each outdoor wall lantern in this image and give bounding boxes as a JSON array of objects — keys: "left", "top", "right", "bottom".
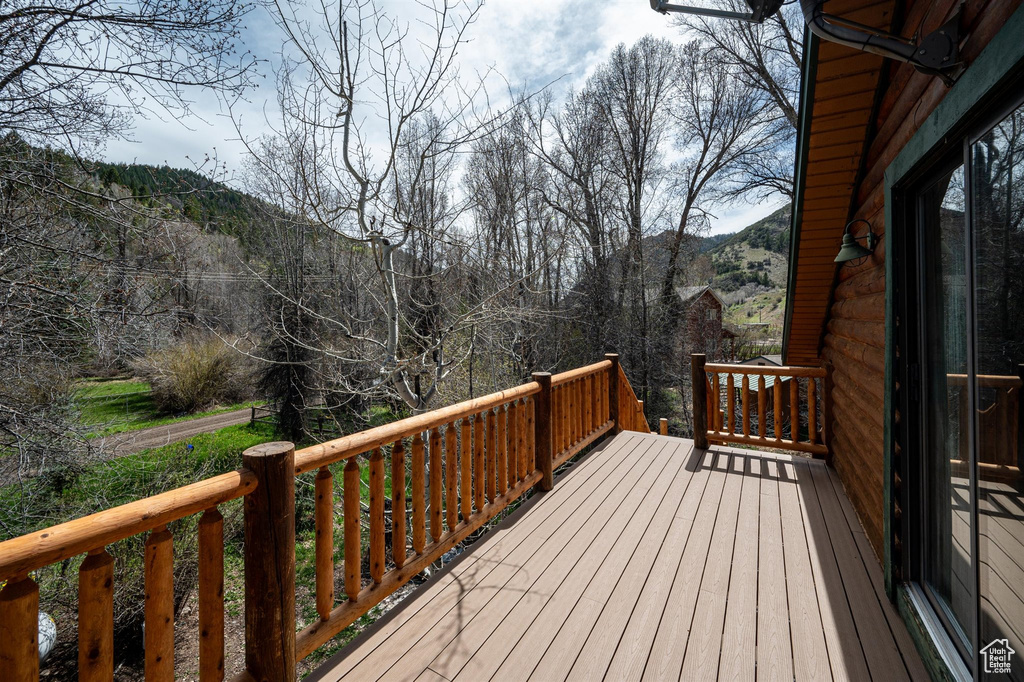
[{"left": 834, "top": 219, "right": 879, "bottom": 265}]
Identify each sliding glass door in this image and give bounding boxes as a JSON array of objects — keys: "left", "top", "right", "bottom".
[{"left": 913, "top": 96, "right": 1024, "bottom": 679}]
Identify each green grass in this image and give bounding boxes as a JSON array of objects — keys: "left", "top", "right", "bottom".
[{"left": 73, "top": 378, "right": 262, "bottom": 437}]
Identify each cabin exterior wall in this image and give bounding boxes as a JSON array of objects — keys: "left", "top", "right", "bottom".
[{"left": 821, "top": 0, "right": 1023, "bottom": 562}]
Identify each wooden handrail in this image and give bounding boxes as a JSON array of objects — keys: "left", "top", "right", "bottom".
[
  {"left": 294, "top": 382, "right": 541, "bottom": 474},
  {"left": 0, "top": 469, "right": 255, "bottom": 581},
  {"left": 704, "top": 362, "right": 826, "bottom": 378},
  {"left": 550, "top": 360, "right": 612, "bottom": 386}
]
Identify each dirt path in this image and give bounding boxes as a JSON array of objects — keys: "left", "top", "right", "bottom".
[{"left": 95, "top": 407, "right": 254, "bottom": 457}]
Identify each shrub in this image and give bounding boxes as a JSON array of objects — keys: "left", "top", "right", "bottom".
[{"left": 135, "top": 336, "right": 253, "bottom": 414}]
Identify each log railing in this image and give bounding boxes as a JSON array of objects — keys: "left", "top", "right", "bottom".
[
  {"left": 691, "top": 353, "right": 829, "bottom": 458},
  {"left": 0, "top": 354, "right": 648, "bottom": 681}
]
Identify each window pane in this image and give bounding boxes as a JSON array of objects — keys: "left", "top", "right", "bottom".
[
  {"left": 971, "top": 100, "right": 1024, "bottom": 677},
  {"left": 920, "top": 163, "right": 974, "bottom": 650}
]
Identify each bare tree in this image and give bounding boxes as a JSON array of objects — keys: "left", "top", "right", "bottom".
[
  {"left": 245, "top": 0, "right": 528, "bottom": 410},
  {"left": 591, "top": 36, "right": 677, "bottom": 402},
  {"left": 658, "top": 41, "right": 773, "bottom": 308},
  {"left": 682, "top": 1, "right": 803, "bottom": 199}
]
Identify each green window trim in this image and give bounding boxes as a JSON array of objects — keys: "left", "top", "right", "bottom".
[{"left": 883, "top": 5, "right": 1024, "bottom": 680}]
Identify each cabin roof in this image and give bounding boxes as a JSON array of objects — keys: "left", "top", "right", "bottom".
[
  {"left": 781, "top": 0, "right": 898, "bottom": 365},
  {"left": 676, "top": 285, "right": 724, "bottom": 307}
]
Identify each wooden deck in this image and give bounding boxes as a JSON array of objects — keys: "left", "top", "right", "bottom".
[{"left": 308, "top": 431, "right": 928, "bottom": 681}]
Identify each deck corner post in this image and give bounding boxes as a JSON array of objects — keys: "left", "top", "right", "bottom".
[
  {"left": 660, "top": 418, "right": 668, "bottom": 436},
  {"left": 532, "top": 372, "right": 554, "bottom": 491},
  {"left": 606, "top": 353, "right": 621, "bottom": 434},
  {"left": 242, "top": 441, "right": 296, "bottom": 680},
  {"left": 691, "top": 354, "right": 709, "bottom": 450}
]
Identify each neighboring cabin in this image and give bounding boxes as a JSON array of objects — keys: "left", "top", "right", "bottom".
[
  {"left": 784, "top": 1, "right": 1024, "bottom": 678},
  {"left": 674, "top": 285, "right": 737, "bottom": 361}
]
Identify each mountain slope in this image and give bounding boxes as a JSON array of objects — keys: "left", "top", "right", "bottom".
[{"left": 706, "top": 205, "right": 790, "bottom": 291}]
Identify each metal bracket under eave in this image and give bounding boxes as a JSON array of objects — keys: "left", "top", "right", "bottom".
[
  {"left": 649, "top": 0, "right": 784, "bottom": 24},
  {"left": 912, "top": 8, "right": 965, "bottom": 85}
]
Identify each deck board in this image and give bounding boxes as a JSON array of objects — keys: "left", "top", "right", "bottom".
[{"left": 308, "top": 432, "right": 927, "bottom": 682}]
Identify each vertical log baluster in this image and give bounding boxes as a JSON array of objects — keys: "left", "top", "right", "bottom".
[
  {"left": 412, "top": 433, "right": 426, "bottom": 554},
  {"left": 758, "top": 375, "right": 767, "bottom": 438},
  {"left": 0, "top": 574, "right": 39, "bottom": 681},
  {"left": 790, "top": 375, "right": 800, "bottom": 442},
  {"left": 198, "top": 510, "right": 224, "bottom": 682},
  {"left": 726, "top": 374, "right": 735, "bottom": 435},
  {"left": 742, "top": 375, "right": 750, "bottom": 437},
  {"left": 460, "top": 420, "right": 472, "bottom": 520},
  {"left": 370, "top": 449, "right": 385, "bottom": 583},
  {"left": 344, "top": 457, "right": 361, "bottom": 600},
  {"left": 473, "top": 412, "right": 485, "bottom": 511},
  {"left": 445, "top": 424, "right": 457, "bottom": 531},
  {"left": 564, "top": 382, "right": 572, "bottom": 444},
  {"left": 429, "top": 430, "right": 442, "bottom": 543},
  {"left": 392, "top": 440, "right": 406, "bottom": 568},
  {"left": 550, "top": 388, "right": 560, "bottom": 455},
  {"left": 497, "top": 407, "right": 508, "bottom": 495},
  {"left": 808, "top": 379, "right": 818, "bottom": 445},
  {"left": 558, "top": 385, "right": 566, "bottom": 448},
  {"left": 518, "top": 398, "right": 529, "bottom": 476},
  {"left": 711, "top": 373, "right": 721, "bottom": 433},
  {"left": 579, "top": 377, "right": 586, "bottom": 437},
  {"left": 589, "top": 372, "right": 598, "bottom": 430},
  {"left": 660, "top": 418, "right": 668, "bottom": 435},
  {"left": 145, "top": 524, "right": 174, "bottom": 681},
  {"left": 567, "top": 380, "right": 576, "bottom": 445},
  {"left": 526, "top": 396, "right": 536, "bottom": 470},
  {"left": 486, "top": 410, "right": 497, "bottom": 503},
  {"left": 314, "top": 467, "right": 334, "bottom": 620},
  {"left": 577, "top": 380, "right": 584, "bottom": 441},
  {"left": 507, "top": 402, "right": 519, "bottom": 484},
  {"left": 774, "top": 376, "right": 783, "bottom": 441},
  {"left": 79, "top": 549, "right": 114, "bottom": 681}
]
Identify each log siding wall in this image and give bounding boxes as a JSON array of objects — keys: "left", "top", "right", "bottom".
[{"left": 822, "top": 0, "right": 1023, "bottom": 560}]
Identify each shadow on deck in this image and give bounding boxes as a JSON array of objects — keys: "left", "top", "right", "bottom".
[{"left": 308, "top": 431, "right": 927, "bottom": 682}]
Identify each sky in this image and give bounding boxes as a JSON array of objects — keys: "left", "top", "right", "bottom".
[{"left": 101, "top": 0, "right": 787, "bottom": 235}]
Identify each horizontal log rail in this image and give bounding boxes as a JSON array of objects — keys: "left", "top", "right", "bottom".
[
  {"left": 692, "top": 354, "right": 830, "bottom": 459},
  {"left": 0, "top": 354, "right": 650, "bottom": 681}
]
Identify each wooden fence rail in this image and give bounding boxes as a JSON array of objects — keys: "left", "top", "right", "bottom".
[
  {"left": 0, "top": 354, "right": 649, "bottom": 681},
  {"left": 690, "top": 353, "right": 830, "bottom": 458}
]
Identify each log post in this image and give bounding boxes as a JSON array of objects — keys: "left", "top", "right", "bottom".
[
  {"left": 391, "top": 440, "right": 406, "bottom": 568},
  {"left": 606, "top": 353, "right": 621, "bottom": 434},
  {"left": 145, "top": 525, "right": 174, "bottom": 681},
  {"left": 198, "top": 509, "right": 225, "bottom": 682},
  {"left": 314, "top": 467, "right": 333, "bottom": 620},
  {"left": 659, "top": 418, "right": 668, "bottom": 436},
  {"left": 533, "top": 372, "right": 554, "bottom": 491},
  {"left": 344, "top": 458, "right": 361, "bottom": 598},
  {"left": 79, "top": 548, "right": 114, "bottom": 681},
  {"left": 691, "top": 354, "right": 708, "bottom": 450},
  {"left": 0, "top": 575, "right": 38, "bottom": 681},
  {"left": 370, "top": 449, "right": 385, "bottom": 582},
  {"left": 242, "top": 441, "right": 296, "bottom": 680}
]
